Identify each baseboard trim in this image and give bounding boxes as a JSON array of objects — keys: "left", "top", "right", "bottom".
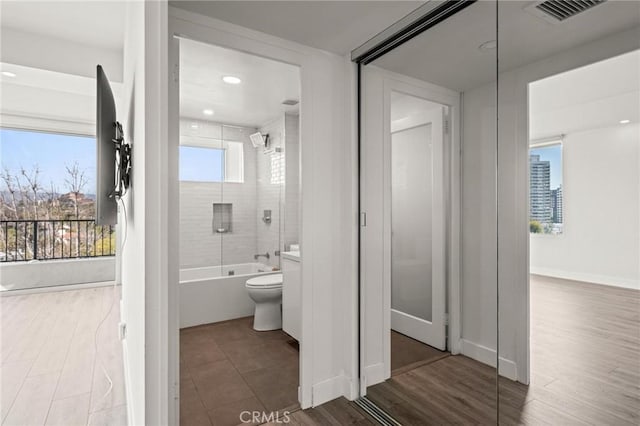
[
  {"left": 0, "top": 281, "right": 117, "bottom": 296},
  {"left": 312, "top": 375, "right": 347, "bottom": 407},
  {"left": 530, "top": 268, "right": 639, "bottom": 290},
  {"left": 342, "top": 374, "right": 359, "bottom": 401},
  {"left": 460, "top": 339, "right": 518, "bottom": 381},
  {"left": 363, "top": 362, "right": 386, "bottom": 388}
]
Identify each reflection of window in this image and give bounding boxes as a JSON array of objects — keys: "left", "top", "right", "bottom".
[
  {"left": 529, "top": 141, "right": 563, "bottom": 235},
  {"left": 179, "top": 142, "right": 245, "bottom": 183}
]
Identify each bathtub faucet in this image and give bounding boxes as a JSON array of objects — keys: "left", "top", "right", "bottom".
[{"left": 254, "top": 252, "right": 270, "bottom": 260}]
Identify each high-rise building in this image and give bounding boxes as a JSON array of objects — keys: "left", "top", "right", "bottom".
[
  {"left": 529, "top": 154, "right": 551, "bottom": 222},
  {"left": 551, "top": 185, "right": 563, "bottom": 223}
]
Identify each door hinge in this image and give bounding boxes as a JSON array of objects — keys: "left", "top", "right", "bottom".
[
  {"left": 173, "top": 64, "right": 179, "bottom": 83},
  {"left": 444, "top": 119, "right": 450, "bottom": 134},
  {"left": 443, "top": 313, "right": 449, "bottom": 326},
  {"left": 360, "top": 212, "right": 367, "bottom": 227}
]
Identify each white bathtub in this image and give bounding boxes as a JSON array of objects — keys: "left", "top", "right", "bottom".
[{"left": 179, "top": 262, "right": 277, "bottom": 328}]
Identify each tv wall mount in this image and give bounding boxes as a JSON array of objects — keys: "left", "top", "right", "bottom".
[{"left": 112, "top": 121, "right": 131, "bottom": 200}]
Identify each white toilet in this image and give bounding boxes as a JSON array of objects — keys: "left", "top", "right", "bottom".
[{"left": 245, "top": 273, "right": 283, "bottom": 331}]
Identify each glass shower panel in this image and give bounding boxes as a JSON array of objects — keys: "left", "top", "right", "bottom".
[
  {"left": 497, "top": 1, "right": 640, "bottom": 424},
  {"left": 219, "top": 124, "right": 250, "bottom": 275},
  {"left": 178, "top": 119, "right": 224, "bottom": 270},
  {"left": 359, "top": 1, "right": 498, "bottom": 423}
]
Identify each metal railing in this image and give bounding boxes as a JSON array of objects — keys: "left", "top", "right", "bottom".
[{"left": 0, "top": 219, "right": 115, "bottom": 262}]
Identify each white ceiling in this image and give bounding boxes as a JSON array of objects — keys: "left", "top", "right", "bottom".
[
  {"left": 529, "top": 49, "right": 640, "bottom": 139},
  {"left": 0, "top": 1, "right": 125, "bottom": 50},
  {"left": 180, "top": 38, "right": 300, "bottom": 128},
  {"left": 170, "top": 1, "right": 424, "bottom": 55},
  {"left": 0, "top": 62, "right": 123, "bottom": 129},
  {"left": 373, "top": 0, "right": 640, "bottom": 92}
]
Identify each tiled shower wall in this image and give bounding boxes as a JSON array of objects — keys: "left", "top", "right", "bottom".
[
  {"left": 283, "top": 114, "right": 300, "bottom": 251},
  {"left": 255, "top": 113, "right": 300, "bottom": 269},
  {"left": 179, "top": 116, "right": 299, "bottom": 270},
  {"left": 256, "top": 117, "right": 285, "bottom": 269}
]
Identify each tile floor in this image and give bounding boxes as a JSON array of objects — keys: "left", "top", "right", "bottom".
[{"left": 180, "top": 316, "right": 299, "bottom": 426}]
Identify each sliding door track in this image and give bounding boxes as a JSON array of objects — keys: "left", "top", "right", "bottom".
[
  {"left": 354, "top": 397, "right": 403, "bottom": 426},
  {"left": 351, "top": 0, "right": 477, "bottom": 65}
]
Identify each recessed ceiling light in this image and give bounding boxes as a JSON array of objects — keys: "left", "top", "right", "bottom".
[
  {"left": 619, "top": 119, "right": 630, "bottom": 124},
  {"left": 1, "top": 71, "right": 16, "bottom": 78},
  {"left": 191, "top": 123, "right": 199, "bottom": 129},
  {"left": 478, "top": 40, "right": 497, "bottom": 51},
  {"left": 203, "top": 109, "right": 214, "bottom": 116},
  {"left": 222, "top": 76, "right": 241, "bottom": 85}
]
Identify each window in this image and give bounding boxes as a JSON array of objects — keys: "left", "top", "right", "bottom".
[
  {"left": 529, "top": 141, "right": 563, "bottom": 235},
  {"left": 0, "top": 128, "right": 96, "bottom": 217},
  {"left": 0, "top": 128, "right": 116, "bottom": 263},
  {"left": 179, "top": 141, "right": 245, "bottom": 183},
  {"left": 179, "top": 146, "right": 225, "bottom": 182}
]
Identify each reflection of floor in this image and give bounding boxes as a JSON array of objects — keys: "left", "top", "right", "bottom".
[
  {"left": 391, "top": 330, "right": 448, "bottom": 375},
  {"left": 180, "top": 316, "right": 299, "bottom": 426},
  {"left": 363, "top": 275, "right": 640, "bottom": 425},
  {"left": 0, "top": 286, "right": 126, "bottom": 426}
]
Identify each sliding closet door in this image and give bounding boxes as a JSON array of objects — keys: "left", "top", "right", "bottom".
[{"left": 358, "top": 2, "right": 499, "bottom": 423}]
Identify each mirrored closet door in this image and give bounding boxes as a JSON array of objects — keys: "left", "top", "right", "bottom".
[{"left": 356, "top": 1, "right": 499, "bottom": 423}]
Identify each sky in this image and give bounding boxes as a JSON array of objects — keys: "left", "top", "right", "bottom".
[
  {"left": 531, "top": 144, "right": 562, "bottom": 189},
  {"left": 179, "top": 146, "right": 224, "bottom": 182},
  {"left": 0, "top": 128, "right": 96, "bottom": 194}
]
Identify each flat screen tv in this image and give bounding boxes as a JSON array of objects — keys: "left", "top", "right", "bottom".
[{"left": 96, "top": 65, "right": 130, "bottom": 226}]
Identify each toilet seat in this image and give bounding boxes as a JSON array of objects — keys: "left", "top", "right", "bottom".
[{"left": 245, "top": 273, "right": 283, "bottom": 289}]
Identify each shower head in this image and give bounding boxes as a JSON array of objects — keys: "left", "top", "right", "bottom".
[{"left": 250, "top": 132, "right": 268, "bottom": 148}]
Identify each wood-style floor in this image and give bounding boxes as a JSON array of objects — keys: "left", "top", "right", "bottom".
[
  {"left": 363, "top": 275, "right": 640, "bottom": 425},
  {"left": 180, "top": 317, "right": 299, "bottom": 426},
  {"left": 0, "top": 286, "right": 126, "bottom": 426}
]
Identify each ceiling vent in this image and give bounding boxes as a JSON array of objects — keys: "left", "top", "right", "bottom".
[
  {"left": 281, "top": 99, "right": 299, "bottom": 106},
  {"left": 525, "top": 0, "right": 607, "bottom": 24}
]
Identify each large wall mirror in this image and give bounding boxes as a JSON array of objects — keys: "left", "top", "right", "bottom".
[{"left": 356, "top": 0, "right": 639, "bottom": 424}]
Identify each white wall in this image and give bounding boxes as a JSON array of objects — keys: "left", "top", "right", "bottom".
[
  {"left": 460, "top": 27, "right": 640, "bottom": 383},
  {"left": 121, "top": 1, "right": 174, "bottom": 425},
  {"left": 530, "top": 123, "right": 640, "bottom": 289},
  {"left": 0, "top": 257, "right": 115, "bottom": 291}
]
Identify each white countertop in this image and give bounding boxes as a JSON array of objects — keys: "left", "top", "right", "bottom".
[{"left": 281, "top": 251, "right": 301, "bottom": 261}]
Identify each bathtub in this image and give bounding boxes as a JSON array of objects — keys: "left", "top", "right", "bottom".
[{"left": 179, "top": 262, "right": 277, "bottom": 328}]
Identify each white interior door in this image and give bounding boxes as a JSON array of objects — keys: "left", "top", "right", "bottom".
[
  {"left": 389, "top": 105, "right": 446, "bottom": 349},
  {"left": 361, "top": 71, "right": 447, "bottom": 375}
]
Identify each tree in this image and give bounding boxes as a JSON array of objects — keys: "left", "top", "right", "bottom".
[
  {"left": 530, "top": 220, "right": 543, "bottom": 233},
  {"left": 64, "top": 161, "right": 88, "bottom": 219}
]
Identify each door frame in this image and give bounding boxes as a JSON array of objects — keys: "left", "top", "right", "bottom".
[{"left": 359, "top": 65, "right": 461, "bottom": 392}]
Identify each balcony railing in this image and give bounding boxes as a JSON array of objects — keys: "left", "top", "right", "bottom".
[{"left": 0, "top": 219, "right": 115, "bottom": 262}]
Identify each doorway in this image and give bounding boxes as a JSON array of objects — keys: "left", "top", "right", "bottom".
[{"left": 526, "top": 50, "right": 640, "bottom": 421}]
